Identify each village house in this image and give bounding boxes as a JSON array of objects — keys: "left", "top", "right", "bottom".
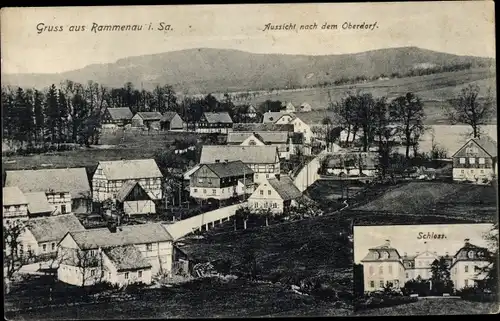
[
  {"left": 233, "top": 123, "right": 295, "bottom": 133},
  {"left": 361, "top": 239, "right": 491, "bottom": 292},
  {"left": 57, "top": 223, "right": 174, "bottom": 286},
  {"left": 101, "top": 107, "right": 133, "bottom": 128},
  {"left": 131, "top": 111, "right": 163, "bottom": 130},
  {"left": 452, "top": 136, "right": 498, "bottom": 183},
  {"left": 299, "top": 102, "right": 312, "bottom": 112},
  {"left": 24, "top": 192, "right": 56, "bottom": 217},
  {"left": 16, "top": 214, "right": 85, "bottom": 260},
  {"left": 191, "top": 112, "right": 233, "bottom": 134},
  {"left": 244, "top": 105, "right": 257, "bottom": 118},
  {"left": 116, "top": 181, "right": 156, "bottom": 215},
  {"left": 160, "top": 111, "right": 184, "bottom": 131},
  {"left": 247, "top": 175, "right": 302, "bottom": 214},
  {"left": 198, "top": 145, "right": 280, "bottom": 184},
  {"left": 325, "top": 152, "right": 379, "bottom": 177},
  {"left": 281, "top": 102, "right": 296, "bottom": 113},
  {"left": 92, "top": 159, "right": 163, "bottom": 202},
  {"left": 226, "top": 131, "right": 294, "bottom": 160},
  {"left": 262, "top": 112, "right": 314, "bottom": 145},
  {"left": 189, "top": 160, "right": 254, "bottom": 201},
  {"left": 3, "top": 187, "right": 29, "bottom": 227},
  {"left": 4, "top": 168, "right": 92, "bottom": 214}
]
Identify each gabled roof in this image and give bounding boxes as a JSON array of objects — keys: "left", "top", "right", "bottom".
[
  {"left": 24, "top": 192, "right": 55, "bottom": 214},
  {"left": 227, "top": 131, "right": 289, "bottom": 144},
  {"left": 2, "top": 187, "right": 28, "bottom": 206},
  {"left": 200, "top": 161, "right": 254, "bottom": 178},
  {"left": 103, "top": 245, "right": 152, "bottom": 271},
  {"left": 68, "top": 223, "right": 173, "bottom": 250},
  {"left": 135, "top": 112, "right": 163, "bottom": 121},
  {"left": 267, "top": 176, "right": 302, "bottom": 201},
  {"left": 262, "top": 112, "right": 294, "bottom": 124},
  {"left": 29, "top": 214, "right": 85, "bottom": 243},
  {"left": 233, "top": 123, "right": 294, "bottom": 132},
  {"left": 161, "top": 111, "right": 182, "bottom": 122},
  {"left": 115, "top": 181, "right": 152, "bottom": 203},
  {"left": 246, "top": 105, "right": 257, "bottom": 113},
  {"left": 452, "top": 136, "right": 498, "bottom": 158},
  {"left": 98, "top": 159, "right": 162, "bottom": 180},
  {"left": 5, "top": 168, "right": 91, "bottom": 198},
  {"left": 200, "top": 145, "right": 279, "bottom": 164},
  {"left": 107, "top": 107, "right": 133, "bottom": 121},
  {"left": 184, "top": 165, "right": 201, "bottom": 180},
  {"left": 300, "top": 102, "right": 312, "bottom": 108},
  {"left": 202, "top": 112, "right": 233, "bottom": 124}
]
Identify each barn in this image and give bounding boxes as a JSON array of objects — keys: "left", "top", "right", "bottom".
[{"left": 116, "top": 181, "right": 156, "bottom": 215}]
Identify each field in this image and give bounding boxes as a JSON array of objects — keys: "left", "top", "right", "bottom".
[
  {"left": 351, "top": 181, "right": 498, "bottom": 223},
  {"left": 353, "top": 298, "right": 498, "bottom": 316},
  {"left": 247, "top": 68, "right": 495, "bottom": 111},
  {"left": 5, "top": 277, "right": 351, "bottom": 319}
]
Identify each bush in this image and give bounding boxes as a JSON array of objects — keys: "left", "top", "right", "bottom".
[
  {"left": 354, "top": 292, "right": 418, "bottom": 311},
  {"left": 456, "top": 286, "right": 498, "bottom": 302}
]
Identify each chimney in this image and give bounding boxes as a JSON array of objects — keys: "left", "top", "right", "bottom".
[
  {"left": 108, "top": 222, "right": 117, "bottom": 233},
  {"left": 445, "top": 251, "right": 449, "bottom": 257},
  {"left": 416, "top": 251, "right": 420, "bottom": 255},
  {"left": 384, "top": 239, "right": 391, "bottom": 247},
  {"left": 464, "top": 238, "right": 470, "bottom": 245},
  {"left": 404, "top": 252, "right": 407, "bottom": 257}
]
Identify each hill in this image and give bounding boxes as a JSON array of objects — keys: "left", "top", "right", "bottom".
[{"left": 2, "top": 47, "right": 495, "bottom": 93}]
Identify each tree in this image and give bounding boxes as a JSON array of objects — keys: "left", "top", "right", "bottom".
[
  {"left": 390, "top": 93, "right": 425, "bottom": 159},
  {"left": 3, "top": 221, "right": 34, "bottom": 279},
  {"left": 257, "top": 100, "right": 282, "bottom": 114},
  {"left": 14, "top": 87, "right": 35, "bottom": 148},
  {"left": 44, "top": 84, "right": 59, "bottom": 144},
  {"left": 58, "top": 89, "right": 70, "bottom": 144},
  {"left": 478, "top": 223, "right": 498, "bottom": 293},
  {"left": 444, "top": 84, "right": 494, "bottom": 138},
  {"left": 33, "top": 89, "right": 45, "bottom": 145},
  {"left": 430, "top": 257, "right": 454, "bottom": 295},
  {"left": 235, "top": 207, "right": 252, "bottom": 230}
]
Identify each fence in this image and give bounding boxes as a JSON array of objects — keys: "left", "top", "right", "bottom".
[{"left": 164, "top": 203, "right": 247, "bottom": 240}]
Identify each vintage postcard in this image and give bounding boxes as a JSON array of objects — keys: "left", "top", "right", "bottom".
[{"left": 1, "top": 2, "right": 497, "bottom": 318}]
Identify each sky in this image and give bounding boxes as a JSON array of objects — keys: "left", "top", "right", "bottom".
[
  {"left": 353, "top": 224, "right": 495, "bottom": 264},
  {"left": 0, "top": 2, "right": 496, "bottom": 74}
]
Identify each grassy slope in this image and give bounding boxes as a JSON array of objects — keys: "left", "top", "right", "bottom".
[{"left": 354, "top": 299, "right": 498, "bottom": 316}]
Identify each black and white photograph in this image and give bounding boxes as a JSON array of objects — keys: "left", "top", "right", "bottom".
[
  {"left": 1, "top": 2, "right": 498, "bottom": 318},
  {"left": 353, "top": 224, "right": 498, "bottom": 315}
]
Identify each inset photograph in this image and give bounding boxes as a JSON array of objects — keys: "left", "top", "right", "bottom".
[{"left": 353, "top": 223, "right": 498, "bottom": 315}]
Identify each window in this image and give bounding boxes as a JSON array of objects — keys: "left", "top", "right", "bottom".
[
  {"left": 469, "top": 157, "right": 475, "bottom": 164},
  {"left": 479, "top": 157, "right": 485, "bottom": 164},
  {"left": 465, "top": 265, "right": 469, "bottom": 273},
  {"left": 459, "top": 158, "right": 466, "bottom": 164},
  {"left": 203, "top": 189, "right": 206, "bottom": 194},
  {"left": 91, "top": 269, "right": 96, "bottom": 276},
  {"left": 90, "top": 250, "right": 95, "bottom": 256},
  {"left": 61, "top": 205, "right": 67, "bottom": 214},
  {"left": 369, "top": 266, "right": 374, "bottom": 275},
  {"left": 266, "top": 174, "right": 269, "bottom": 178},
  {"left": 273, "top": 203, "right": 277, "bottom": 208},
  {"left": 125, "top": 272, "right": 129, "bottom": 279},
  {"left": 406, "top": 272, "right": 409, "bottom": 279},
  {"left": 215, "top": 160, "right": 220, "bottom": 163},
  {"left": 379, "top": 280, "right": 384, "bottom": 288},
  {"left": 379, "top": 266, "right": 383, "bottom": 275},
  {"left": 146, "top": 243, "right": 153, "bottom": 251},
  {"left": 109, "top": 272, "right": 111, "bottom": 279},
  {"left": 461, "top": 169, "right": 465, "bottom": 174},
  {"left": 194, "top": 188, "right": 198, "bottom": 193},
  {"left": 15, "top": 205, "right": 20, "bottom": 210},
  {"left": 388, "top": 265, "right": 392, "bottom": 274},
  {"left": 370, "top": 281, "right": 375, "bottom": 288},
  {"left": 198, "top": 178, "right": 203, "bottom": 183},
  {"left": 260, "top": 190, "right": 264, "bottom": 196},
  {"left": 138, "top": 270, "right": 143, "bottom": 278},
  {"left": 268, "top": 190, "right": 271, "bottom": 196},
  {"left": 480, "top": 170, "right": 484, "bottom": 174},
  {"left": 42, "top": 244, "right": 47, "bottom": 252},
  {"left": 464, "top": 279, "right": 469, "bottom": 287}
]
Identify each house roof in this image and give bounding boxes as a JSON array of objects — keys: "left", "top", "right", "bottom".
[
  {"left": 107, "top": 107, "right": 133, "bottom": 121},
  {"left": 98, "top": 159, "right": 162, "bottom": 180},
  {"left": 361, "top": 247, "right": 402, "bottom": 262},
  {"left": 69, "top": 223, "right": 173, "bottom": 250},
  {"left": 24, "top": 192, "right": 55, "bottom": 214},
  {"left": 103, "top": 245, "right": 152, "bottom": 271},
  {"left": 233, "top": 123, "right": 294, "bottom": 132},
  {"left": 262, "top": 112, "right": 294, "bottom": 124},
  {"left": 246, "top": 105, "right": 257, "bottom": 113},
  {"left": 115, "top": 181, "right": 152, "bottom": 203},
  {"left": 29, "top": 214, "right": 85, "bottom": 243},
  {"left": 4, "top": 168, "right": 91, "bottom": 198},
  {"left": 200, "top": 161, "right": 254, "bottom": 178},
  {"left": 227, "top": 131, "right": 289, "bottom": 145},
  {"left": 2, "top": 187, "right": 28, "bottom": 206},
  {"left": 267, "top": 175, "right": 302, "bottom": 201},
  {"left": 453, "top": 136, "right": 498, "bottom": 158},
  {"left": 202, "top": 112, "right": 233, "bottom": 124},
  {"left": 136, "top": 112, "right": 163, "bottom": 121},
  {"left": 300, "top": 102, "right": 311, "bottom": 108},
  {"left": 184, "top": 165, "right": 201, "bottom": 180},
  {"left": 283, "top": 102, "right": 295, "bottom": 110},
  {"left": 161, "top": 111, "right": 181, "bottom": 122},
  {"left": 200, "top": 145, "right": 279, "bottom": 164}
]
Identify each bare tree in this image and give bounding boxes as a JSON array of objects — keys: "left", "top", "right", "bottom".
[
  {"left": 444, "top": 84, "right": 494, "bottom": 139},
  {"left": 3, "top": 221, "right": 35, "bottom": 280}
]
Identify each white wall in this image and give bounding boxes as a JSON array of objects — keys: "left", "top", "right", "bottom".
[
  {"left": 123, "top": 200, "right": 156, "bottom": 215},
  {"left": 452, "top": 168, "right": 495, "bottom": 182}
]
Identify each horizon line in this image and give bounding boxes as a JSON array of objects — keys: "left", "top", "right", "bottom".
[{"left": 2, "top": 45, "right": 496, "bottom": 76}]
